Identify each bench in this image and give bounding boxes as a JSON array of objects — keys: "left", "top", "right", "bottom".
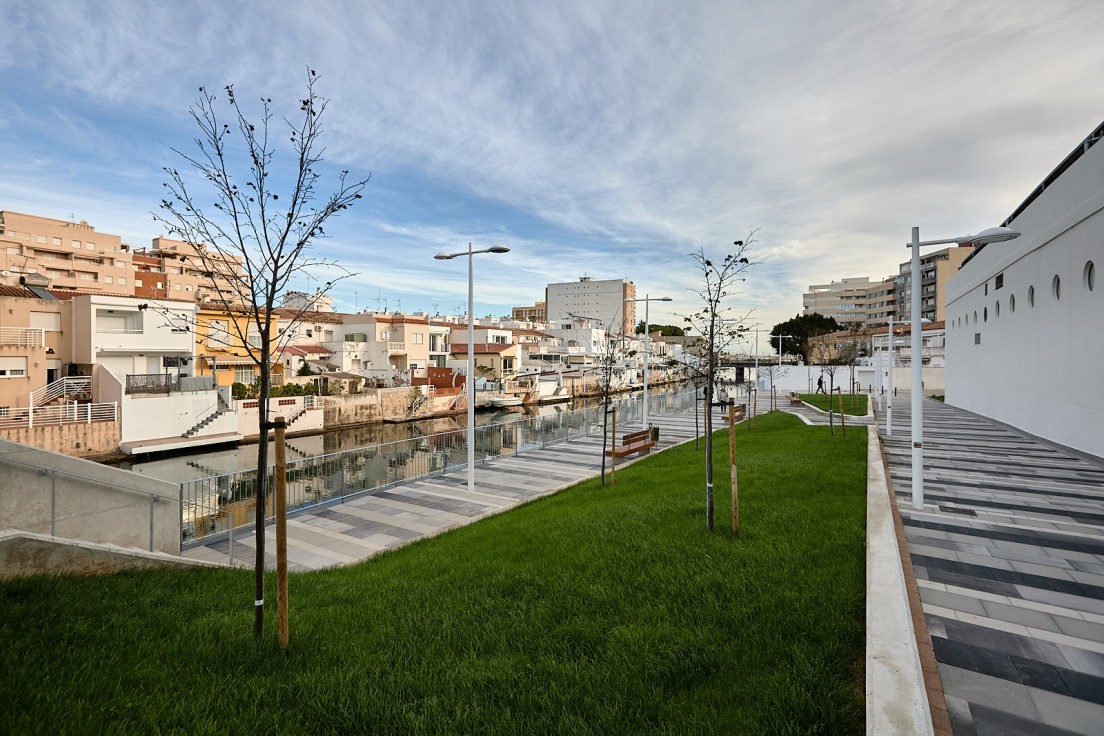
[
  {"left": 605, "top": 428, "right": 656, "bottom": 458},
  {"left": 788, "top": 392, "right": 803, "bottom": 405}
]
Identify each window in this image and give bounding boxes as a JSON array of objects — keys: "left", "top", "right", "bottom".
[
  {"left": 0, "top": 356, "right": 29, "bottom": 377},
  {"left": 248, "top": 334, "right": 262, "bottom": 348},
  {"left": 71, "top": 240, "right": 81, "bottom": 248},
  {"left": 1085, "top": 261, "right": 1096, "bottom": 292},
  {"left": 173, "top": 283, "right": 181, "bottom": 290},
  {"left": 412, "top": 333, "right": 424, "bottom": 344},
  {"left": 118, "top": 277, "right": 127, "bottom": 286},
  {"left": 207, "top": 320, "right": 230, "bottom": 347},
  {"left": 36, "top": 235, "right": 46, "bottom": 243},
  {"left": 995, "top": 273, "right": 1004, "bottom": 290},
  {"left": 983, "top": 307, "right": 988, "bottom": 322},
  {"left": 1052, "top": 274, "right": 1061, "bottom": 300},
  {"left": 973, "top": 311, "right": 978, "bottom": 323},
  {"left": 1028, "top": 285, "right": 1035, "bottom": 307},
  {"left": 1010, "top": 294, "right": 1016, "bottom": 313},
  {"left": 995, "top": 300, "right": 1000, "bottom": 318},
  {"left": 156, "top": 281, "right": 164, "bottom": 289},
  {"left": 135, "top": 279, "right": 143, "bottom": 287},
  {"left": 235, "top": 367, "right": 255, "bottom": 385},
  {"left": 86, "top": 242, "right": 95, "bottom": 250},
  {"left": 51, "top": 237, "right": 62, "bottom": 245},
  {"left": 104, "top": 276, "right": 113, "bottom": 284}
]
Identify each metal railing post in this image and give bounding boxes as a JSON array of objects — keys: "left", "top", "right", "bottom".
[
  {"left": 45, "top": 469, "right": 55, "bottom": 536},
  {"left": 149, "top": 495, "right": 156, "bottom": 551}
]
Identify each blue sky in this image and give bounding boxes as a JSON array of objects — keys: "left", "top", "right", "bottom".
[{"left": 2, "top": 1, "right": 1102, "bottom": 342}]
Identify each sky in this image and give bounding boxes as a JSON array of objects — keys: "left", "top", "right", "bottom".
[{"left": 1, "top": 0, "right": 1102, "bottom": 346}]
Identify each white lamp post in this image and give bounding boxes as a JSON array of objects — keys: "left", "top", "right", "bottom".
[
  {"left": 906, "top": 226, "right": 1019, "bottom": 509},
  {"left": 435, "top": 242, "right": 510, "bottom": 493},
  {"left": 776, "top": 334, "right": 793, "bottom": 366},
  {"left": 886, "top": 316, "right": 894, "bottom": 437},
  {"left": 624, "top": 294, "right": 672, "bottom": 428}
]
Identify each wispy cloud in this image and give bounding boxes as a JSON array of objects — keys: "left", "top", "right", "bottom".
[{"left": 1, "top": 0, "right": 1102, "bottom": 327}]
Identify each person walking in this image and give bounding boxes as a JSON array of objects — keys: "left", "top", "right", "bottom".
[{"left": 816, "top": 375, "right": 825, "bottom": 394}]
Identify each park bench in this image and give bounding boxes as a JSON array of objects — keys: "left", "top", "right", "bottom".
[
  {"left": 605, "top": 428, "right": 656, "bottom": 458},
  {"left": 788, "top": 392, "right": 803, "bottom": 405}
]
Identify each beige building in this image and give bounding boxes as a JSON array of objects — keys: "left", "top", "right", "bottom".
[
  {"left": 511, "top": 301, "right": 546, "bottom": 323},
  {"left": 895, "top": 245, "right": 976, "bottom": 323},
  {"left": 0, "top": 212, "right": 249, "bottom": 306},
  {"left": 802, "top": 275, "right": 897, "bottom": 329},
  {"left": 0, "top": 211, "right": 136, "bottom": 295},
  {"left": 0, "top": 286, "right": 73, "bottom": 411}
]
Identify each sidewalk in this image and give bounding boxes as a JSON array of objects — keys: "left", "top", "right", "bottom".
[
  {"left": 879, "top": 396, "right": 1104, "bottom": 735},
  {"left": 184, "top": 408, "right": 701, "bottom": 570}
]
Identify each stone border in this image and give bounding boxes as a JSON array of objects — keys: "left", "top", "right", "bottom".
[{"left": 866, "top": 426, "right": 935, "bottom": 734}]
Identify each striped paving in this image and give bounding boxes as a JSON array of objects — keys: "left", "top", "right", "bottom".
[
  {"left": 880, "top": 396, "right": 1104, "bottom": 736},
  {"left": 183, "top": 408, "right": 701, "bottom": 571}
]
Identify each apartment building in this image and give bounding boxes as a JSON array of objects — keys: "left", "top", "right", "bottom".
[
  {"left": 802, "top": 276, "right": 897, "bottom": 329},
  {"left": 895, "top": 245, "right": 976, "bottom": 323},
  {"left": 0, "top": 211, "right": 135, "bottom": 295},
  {"left": 511, "top": 301, "right": 546, "bottom": 323},
  {"left": 545, "top": 277, "right": 636, "bottom": 336}
]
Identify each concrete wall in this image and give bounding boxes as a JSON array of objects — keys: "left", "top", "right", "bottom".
[
  {"left": 235, "top": 396, "right": 325, "bottom": 437},
  {"left": 0, "top": 438, "right": 180, "bottom": 553},
  {"left": 946, "top": 130, "right": 1104, "bottom": 459},
  {"left": 0, "top": 530, "right": 219, "bottom": 580},
  {"left": 121, "top": 390, "right": 236, "bottom": 442},
  {"left": 0, "top": 420, "right": 121, "bottom": 457}
]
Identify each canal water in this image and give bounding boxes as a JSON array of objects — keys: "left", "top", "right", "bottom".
[{"left": 115, "top": 383, "right": 691, "bottom": 485}]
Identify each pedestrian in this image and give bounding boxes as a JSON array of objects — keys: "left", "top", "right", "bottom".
[{"left": 816, "top": 375, "right": 825, "bottom": 394}]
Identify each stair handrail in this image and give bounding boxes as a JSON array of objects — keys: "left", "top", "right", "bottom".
[{"left": 26, "top": 376, "right": 93, "bottom": 408}]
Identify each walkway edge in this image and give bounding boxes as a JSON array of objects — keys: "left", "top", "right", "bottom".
[{"left": 866, "top": 426, "right": 934, "bottom": 735}]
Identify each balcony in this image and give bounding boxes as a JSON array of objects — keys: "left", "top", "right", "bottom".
[
  {"left": 0, "top": 327, "right": 45, "bottom": 347},
  {"left": 387, "top": 342, "right": 406, "bottom": 354}
]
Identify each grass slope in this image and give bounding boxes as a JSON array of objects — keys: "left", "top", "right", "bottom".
[
  {"left": 800, "top": 393, "right": 868, "bottom": 416},
  {"left": 0, "top": 412, "right": 867, "bottom": 735}
]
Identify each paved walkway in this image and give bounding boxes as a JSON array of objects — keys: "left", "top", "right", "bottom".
[
  {"left": 879, "top": 396, "right": 1104, "bottom": 736},
  {"left": 183, "top": 408, "right": 702, "bottom": 570}
]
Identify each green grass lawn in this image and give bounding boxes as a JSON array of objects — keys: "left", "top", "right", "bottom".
[
  {"left": 800, "top": 392, "right": 868, "bottom": 416},
  {"left": 0, "top": 412, "right": 867, "bottom": 735}
]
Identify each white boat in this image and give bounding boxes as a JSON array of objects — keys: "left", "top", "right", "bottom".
[{"left": 490, "top": 395, "right": 524, "bottom": 408}]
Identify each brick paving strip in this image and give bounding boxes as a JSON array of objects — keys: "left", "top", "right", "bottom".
[{"left": 881, "top": 396, "right": 1104, "bottom": 736}]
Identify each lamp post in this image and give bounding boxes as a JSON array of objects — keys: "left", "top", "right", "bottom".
[
  {"left": 886, "top": 316, "right": 894, "bottom": 436},
  {"left": 905, "top": 226, "right": 1019, "bottom": 509},
  {"left": 775, "top": 334, "right": 793, "bottom": 410},
  {"left": 435, "top": 242, "right": 510, "bottom": 493},
  {"left": 624, "top": 294, "right": 672, "bottom": 428}
]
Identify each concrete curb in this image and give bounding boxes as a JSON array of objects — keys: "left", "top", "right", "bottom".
[{"left": 866, "top": 427, "right": 934, "bottom": 735}]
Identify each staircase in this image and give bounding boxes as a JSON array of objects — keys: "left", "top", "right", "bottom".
[
  {"left": 27, "top": 376, "right": 92, "bottom": 407},
  {"left": 411, "top": 391, "right": 427, "bottom": 415},
  {"left": 182, "top": 394, "right": 231, "bottom": 438}
]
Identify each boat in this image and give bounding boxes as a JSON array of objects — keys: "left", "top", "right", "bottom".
[{"left": 490, "top": 395, "right": 524, "bottom": 408}]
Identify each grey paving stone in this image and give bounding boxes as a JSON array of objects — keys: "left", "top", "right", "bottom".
[
  {"left": 1027, "top": 685, "right": 1104, "bottom": 735},
  {"left": 937, "top": 664, "right": 1040, "bottom": 721},
  {"left": 979, "top": 600, "right": 1063, "bottom": 633},
  {"left": 922, "top": 587, "right": 990, "bottom": 616}
]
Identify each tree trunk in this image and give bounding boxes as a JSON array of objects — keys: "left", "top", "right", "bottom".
[{"left": 253, "top": 335, "right": 271, "bottom": 638}]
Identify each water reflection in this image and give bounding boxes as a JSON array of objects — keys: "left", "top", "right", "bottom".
[{"left": 116, "top": 388, "right": 685, "bottom": 484}]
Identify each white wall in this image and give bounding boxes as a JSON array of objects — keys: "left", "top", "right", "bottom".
[
  {"left": 120, "top": 391, "right": 236, "bottom": 443},
  {"left": 945, "top": 130, "right": 1104, "bottom": 459}
]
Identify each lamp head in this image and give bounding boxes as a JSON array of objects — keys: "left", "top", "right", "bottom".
[
  {"left": 658, "top": 297, "right": 673, "bottom": 302},
  {"left": 964, "top": 227, "right": 1020, "bottom": 245},
  {"left": 488, "top": 245, "right": 510, "bottom": 254},
  {"left": 434, "top": 252, "right": 456, "bottom": 260}
]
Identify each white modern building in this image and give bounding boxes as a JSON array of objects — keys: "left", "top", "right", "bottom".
[
  {"left": 946, "top": 119, "right": 1104, "bottom": 458},
  {"left": 545, "top": 276, "right": 636, "bottom": 336}
]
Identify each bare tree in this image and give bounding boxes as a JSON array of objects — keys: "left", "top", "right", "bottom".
[
  {"left": 681, "top": 238, "right": 756, "bottom": 532},
  {"left": 156, "top": 70, "right": 369, "bottom": 637},
  {"left": 591, "top": 313, "right": 628, "bottom": 485},
  {"left": 810, "top": 332, "right": 859, "bottom": 434},
  {"left": 758, "top": 363, "right": 788, "bottom": 411}
]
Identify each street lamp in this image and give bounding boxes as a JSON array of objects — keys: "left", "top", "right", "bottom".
[
  {"left": 434, "top": 242, "right": 510, "bottom": 493},
  {"left": 905, "top": 226, "right": 1018, "bottom": 509},
  {"left": 776, "top": 334, "right": 793, "bottom": 366},
  {"left": 624, "top": 294, "right": 672, "bottom": 428}
]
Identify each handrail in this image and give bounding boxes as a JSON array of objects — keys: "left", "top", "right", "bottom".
[{"left": 0, "top": 454, "right": 178, "bottom": 502}]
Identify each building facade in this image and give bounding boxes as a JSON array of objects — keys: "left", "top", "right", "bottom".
[
  {"left": 945, "top": 119, "right": 1104, "bottom": 458},
  {"left": 895, "top": 245, "right": 976, "bottom": 324},
  {"left": 802, "top": 275, "right": 897, "bottom": 329},
  {"left": 545, "top": 277, "right": 636, "bottom": 336}
]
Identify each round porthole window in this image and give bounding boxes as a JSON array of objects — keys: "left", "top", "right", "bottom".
[
  {"left": 1028, "top": 285, "right": 1035, "bottom": 307},
  {"left": 1086, "top": 261, "right": 1096, "bottom": 292},
  {"left": 1053, "top": 274, "right": 1061, "bottom": 300}
]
